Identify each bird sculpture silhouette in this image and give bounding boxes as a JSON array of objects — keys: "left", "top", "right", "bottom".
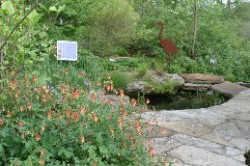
[{"left": 156, "top": 21, "right": 177, "bottom": 70}]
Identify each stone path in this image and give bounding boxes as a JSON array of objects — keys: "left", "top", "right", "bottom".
[{"left": 141, "top": 83, "right": 250, "bottom": 166}]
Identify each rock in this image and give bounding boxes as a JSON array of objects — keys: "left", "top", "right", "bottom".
[
  {"left": 126, "top": 81, "right": 149, "bottom": 93},
  {"left": 236, "top": 82, "right": 250, "bottom": 88},
  {"left": 148, "top": 70, "right": 184, "bottom": 86},
  {"left": 169, "top": 145, "right": 245, "bottom": 166},
  {"left": 125, "top": 71, "right": 184, "bottom": 95},
  {"left": 183, "top": 83, "right": 211, "bottom": 91},
  {"left": 181, "top": 73, "right": 224, "bottom": 84},
  {"left": 211, "top": 81, "right": 248, "bottom": 97}
]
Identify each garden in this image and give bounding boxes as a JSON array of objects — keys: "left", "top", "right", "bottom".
[{"left": 0, "top": 0, "right": 250, "bottom": 165}]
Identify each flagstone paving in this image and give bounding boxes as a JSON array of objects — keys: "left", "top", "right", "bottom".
[{"left": 141, "top": 84, "right": 250, "bottom": 166}]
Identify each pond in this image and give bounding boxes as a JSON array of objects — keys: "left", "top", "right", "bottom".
[{"left": 137, "top": 90, "right": 230, "bottom": 110}]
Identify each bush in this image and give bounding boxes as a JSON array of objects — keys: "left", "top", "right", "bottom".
[{"left": 0, "top": 70, "right": 154, "bottom": 165}]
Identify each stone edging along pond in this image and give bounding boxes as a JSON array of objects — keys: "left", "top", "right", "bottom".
[{"left": 124, "top": 72, "right": 248, "bottom": 110}]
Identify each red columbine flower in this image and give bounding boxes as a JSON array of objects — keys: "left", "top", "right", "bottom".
[
  {"left": 73, "top": 112, "right": 79, "bottom": 122},
  {"left": 146, "top": 98, "right": 150, "bottom": 104},
  {"left": 40, "top": 149, "right": 45, "bottom": 158},
  {"left": 20, "top": 133, "right": 25, "bottom": 139},
  {"left": 33, "top": 74, "right": 38, "bottom": 82},
  {"left": 96, "top": 81, "right": 102, "bottom": 86},
  {"left": 117, "top": 119, "right": 123, "bottom": 129},
  {"left": 80, "top": 136, "right": 85, "bottom": 144},
  {"left": 119, "top": 89, "right": 124, "bottom": 98},
  {"left": 14, "top": 92, "right": 19, "bottom": 98},
  {"left": 66, "top": 110, "right": 71, "bottom": 119},
  {"left": 72, "top": 90, "right": 80, "bottom": 99},
  {"left": 39, "top": 159, "right": 45, "bottom": 165},
  {"left": 20, "top": 106, "right": 24, "bottom": 112},
  {"left": 9, "top": 80, "right": 17, "bottom": 89},
  {"left": 0, "top": 118, "right": 4, "bottom": 126},
  {"left": 27, "top": 103, "right": 32, "bottom": 109},
  {"left": 90, "top": 91, "right": 96, "bottom": 102},
  {"left": 36, "top": 87, "right": 42, "bottom": 93},
  {"left": 47, "top": 112, "right": 52, "bottom": 119},
  {"left": 78, "top": 72, "right": 85, "bottom": 78},
  {"left": 135, "top": 120, "right": 141, "bottom": 135},
  {"left": 131, "top": 98, "right": 137, "bottom": 106},
  {"left": 35, "top": 133, "right": 41, "bottom": 141},
  {"left": 109, "top": 127, "right": 115, "bottom": 136},
  {"left": 149, "top": 147, "right": 155, "bottom": 158},
  {"left": 105, "top": 83, "right": 111, "bottom": 91},
  {"left": 93, "top": 114, "right": 98, "bottom": 122}
]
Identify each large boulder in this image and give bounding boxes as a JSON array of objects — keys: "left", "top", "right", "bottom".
[
  {"left": 125, "top": 71, "right": 184, "bottom": 95},
  {"left": 181, "top": 73, "right": 224, "bottom": 84}
]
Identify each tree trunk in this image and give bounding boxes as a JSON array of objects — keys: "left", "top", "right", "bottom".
[{"left": 192, "top": 0, "right": 198, "bottom": 59}]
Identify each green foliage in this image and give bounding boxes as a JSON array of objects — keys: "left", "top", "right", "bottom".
[
  {"left": 137, "top": 63, "right": 149, "bottom": 77},
  {"left": 0, "top": 66, "right": 154, "bottom": 165},
  {"left": 110, "top": 71, "right": 135, "bottom": 90}
]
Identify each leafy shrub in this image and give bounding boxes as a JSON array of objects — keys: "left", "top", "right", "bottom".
[
  {"left": 0, "top": 70, "right": 154, "bottom": 165},
  {"left": 110, "top": 71, "right": 135, "bottom": 90}
]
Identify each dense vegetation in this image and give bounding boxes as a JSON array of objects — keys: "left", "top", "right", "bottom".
[{"left": 0, "top": 0, "right": 250, "bottom": 165}]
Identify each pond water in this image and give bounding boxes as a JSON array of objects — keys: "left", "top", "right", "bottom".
[{"left": 142, "top": 90, "right": 230, "bottom": 110}]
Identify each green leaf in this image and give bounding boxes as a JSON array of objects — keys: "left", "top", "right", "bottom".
[
  {"left": 2, "top": 1, "right": 15, "bottom": 15},
  {"left": 96, "top": 133, "right": 103, "bottom": 144},
  {"left": 88, "top": 145, "right": 96, "bottom": 158},
  {"left": 58, "top": 5, "right": 65, "bottom": 13},
  {"left": 37, "top": 57, "right": 45, "bottom": 62},
  {"left": 27, "top": 10, "right": 41, "bottom": 25},
  {"left": 49, "top": 6, "right": 57, "bottom": 12},
  {"left": 99, "top": 145, "right": 108, "bottom": 155},
  {"left": 0, "top": 144, "right": 4, "bottom": 158}
]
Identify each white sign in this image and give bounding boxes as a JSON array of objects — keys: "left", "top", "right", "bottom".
[{"left": 57, "top": 41, "right": 77, "bottom": 61}]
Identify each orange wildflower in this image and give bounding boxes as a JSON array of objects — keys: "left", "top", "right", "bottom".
[
  {"left": 109, "top": 127, "right": 115, "bottom": 136},
  {"left": 66, "top": 110, "right": 71, "bottom": 118},
  {"left": 90, "top": 91, "right": 96, "bottom": 102},
  {"left": 149, "top": 147, "right": 155, "bottom": 158},
  {"left": 39, "top": 159, "right": 45, "bottom": 165},
  {"left": 33, "top": 74, "right": 38, "bottom": 82},
  {"left": 93, "top": 114, "right": 98, "bottom": 122},
  {"left": 78, "top": 71, "right": 85, "bottom": 78},
  {"left": 119, "top": 89, "right": 124, "bottom": 98},
  {"left": 9, "top": 80, "right": 17, "bottom": 89},
  {"left": 72, "top": 90, "right": 80, "bottom": 99},
  {"left": 14, "top": 92, "right": 19, "bottom": 98},
  {"left": 96, "top": 81, "right": 102, "bottom": 86},
  {"left": 6, "top": 112, "right": 13, "bottom": 118},
  {"left": 20, "top": 106, "right": 24, "bottom": 112},
  {"left": 40, "top": 149, "right": 45, "bottom": 158},
  {"left": 27, "top": 103, "right": 32, "bottom": 109},
  {"left": 47, "top": 112, "right": 52, "bottom": 119},
  {"left": 20, "top": 132, "right": 25, "bottom": 139},
  {"left": 73, "top": 112, "right": 79, "bottom": 122},
  {"left": 18, "top": 121, "right": 25, "bottom": 127},
  {"left": 131, "top": 98, "right": 137, "bottom": 106},
  {"left": 0, "top": 118, "right": 4, "bottom": 126},
  {"left": 81, "top": 136, "right": 85, "bottom": 144},
  {"left": 117, "top": 119, "right": 123, "bottom": 129},
  {"left": 41, "top": 125, "right": 46, "bottom": 131},
  {"left": 79, "top": 107, "right": 86, "bottom": 114},
  {"left": 105, "top": 83, "right": 111, "bottom": 91},
  {"left": 36, "top": 87, "right": 42, "bottom": 93},
  {"left": 135, "top": 120, "right": 141, "bottom": 135},
  {"left": 35, "top": 133, "right": 42, "bottom": 141}
]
